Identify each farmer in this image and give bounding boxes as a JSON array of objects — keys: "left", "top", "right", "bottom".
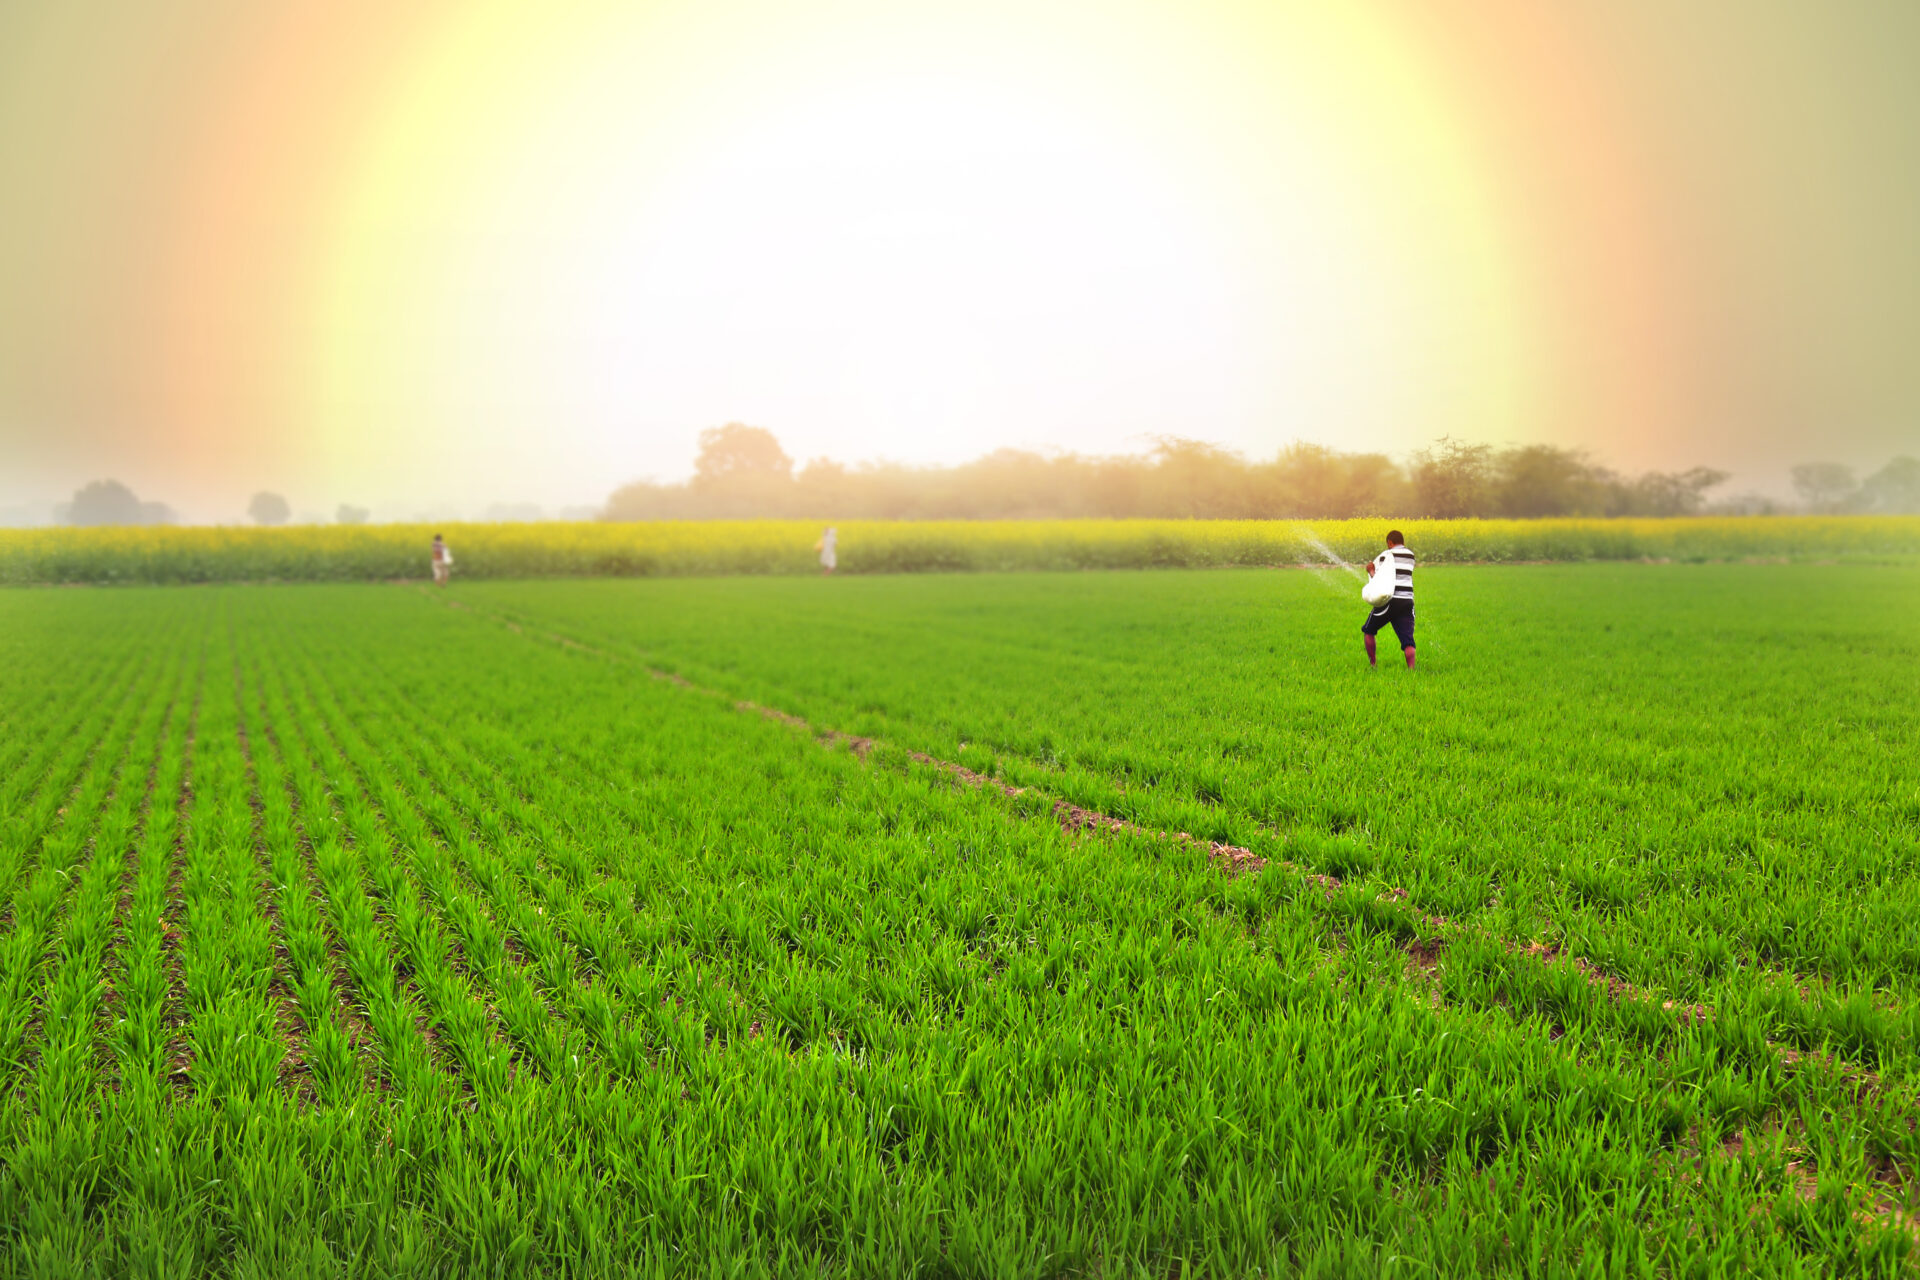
[
  {"left": 815, "top": 526, "right": 837, "bottom": 576},
  {"left": 1362, "top": 530, "right": 1415, "bottom": 669},
  {"left": 431, "top": 533, "right": 453, "bottom": 586}
]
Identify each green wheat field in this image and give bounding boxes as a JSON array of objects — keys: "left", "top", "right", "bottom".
[{"left": 3, "top": 563, "right": 1918, "bottom": 1276}]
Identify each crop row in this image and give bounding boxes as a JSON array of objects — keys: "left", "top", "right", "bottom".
[
  {"left": 1, "top": 584, "right": 1915, "bottom": 1274},
  {"left": 4, "top": 515, "right": 1918, "bottom": 584}
]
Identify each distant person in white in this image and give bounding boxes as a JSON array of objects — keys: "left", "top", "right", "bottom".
[
  {"left": 1362, "top": 530, "right": 1415, "bottom": 669},
  {"left": 816, "top": 526, "right": 838, "bottom": 576},
  {"left": 431, "top": 533, "right": 453, "bottom": 586}
]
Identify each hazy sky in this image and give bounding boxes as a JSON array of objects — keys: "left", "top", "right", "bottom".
[{"left": 2, "top": 0, "right": 1916, "bottom": 521}]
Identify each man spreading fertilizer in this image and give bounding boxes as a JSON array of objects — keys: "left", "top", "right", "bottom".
[{"left": 1361, "top": 530, "right": 1416, "bottom": 669}]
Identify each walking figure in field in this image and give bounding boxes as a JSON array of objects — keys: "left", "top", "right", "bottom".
[
  {"left": 1362, "top": 530, "right": 1415, "bottom": 669},
  {"left": 431, "top": 533, "right": 453, "bottom": 586},
  {"left": 816, "top": 526, "right": 837, "bottom": 576}
]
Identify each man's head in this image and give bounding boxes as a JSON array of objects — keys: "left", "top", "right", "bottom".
[{"left": 1386, "top": 530, "right": 1404, "bottom": 547}]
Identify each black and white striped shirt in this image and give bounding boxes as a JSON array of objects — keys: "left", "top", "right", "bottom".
[{"left": 1371, "top": 546, "right": 1414, "bottom": 603}]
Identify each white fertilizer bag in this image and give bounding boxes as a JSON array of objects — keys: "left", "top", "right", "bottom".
[{"left": 1361, "top": 572, "right": 1395, "bottom": 606}]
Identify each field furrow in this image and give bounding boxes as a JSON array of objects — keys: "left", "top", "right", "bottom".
[
  {"left": 1, "top": 644, "right": 180, "bottom": 1089},
  {"left": 295, "top": 638, "right": 678, "bottom": 1073},
  {"left": 276, "top": 650, "right": 523, "bottom": 1097},
  {"left": 0, "top": 651, "right": 156, "bottom": 930},
  {"left": 223, "top": 656, "right": 323, "bottom": 1102},
  {"left": 263, "top": 653, "right": 448, "bottom": 1101},
  {"left": 299, "top": 741, "right": 576, "bottom": 1083},
  {"left": 145, "top": 647, "right": 206, "bottom": 1100},
  {"left": 0, "top": 645, "right": 134, "bottom": 796},
  {"left": 99, "top": 653, "right": 198, "bottom": 1099},
  {"left": 233, "top": 645, "right": 379, "bottom": 1104},
  {"left": 19, "top": 646, "right": 188, "bottom": 1110}
]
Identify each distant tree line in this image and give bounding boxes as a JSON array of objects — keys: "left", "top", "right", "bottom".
[
  {"left": 56, "top": 480, "right": 177, "bottom": 527},
  {"left": 52, "top": 482, "right": 367, "bottom": 527},
  {"left": 603, "top": 425, "right": 1920, "bottom": 522},
  {"left": 45, "top": 484, "right": 600, "bottom": 526},
  {"left": 44, "top": 441, "right": 1917, "bottom": 528},
  {"left": 1790, "top": 458, "right": 1920, "bottom": 515}
]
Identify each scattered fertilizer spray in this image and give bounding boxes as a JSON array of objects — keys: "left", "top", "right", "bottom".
[
  {"left": 1291, "top": 526, "right": 1366, "bottom": 597},
  {"left": 1294, "top": 526, "right": 1364, "bottom": 580}
]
